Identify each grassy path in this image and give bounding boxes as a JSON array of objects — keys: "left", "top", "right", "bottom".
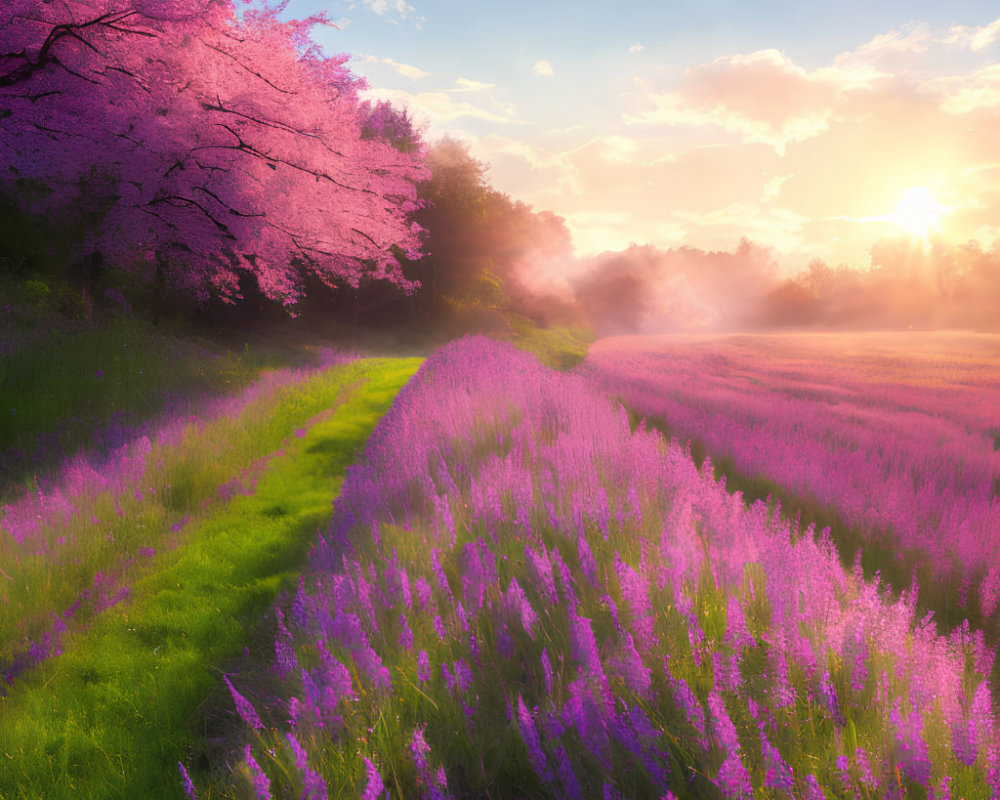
[{"left": 0, "top": 357, "right": 421, "bottom": 800}]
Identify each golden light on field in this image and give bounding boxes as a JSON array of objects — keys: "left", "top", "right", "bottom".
[{"left": 886, "top": 187, "right": 950, "bottom": 240}]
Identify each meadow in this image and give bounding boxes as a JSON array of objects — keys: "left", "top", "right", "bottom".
[
  {"left": 2, "top": 327, "right": 999, "bottom": 799},
  {"left": 580, "top": 332, "right": 1000, "bottom": 640}
]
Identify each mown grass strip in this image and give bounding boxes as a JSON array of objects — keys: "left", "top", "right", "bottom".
[{"left": 0, "top": 356, "right": 422, "bottom": 800}]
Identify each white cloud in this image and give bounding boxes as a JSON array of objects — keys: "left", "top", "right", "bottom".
[
  {"left": 485, "top": 135, "right": 584, "bottom": 195},
  {"left": 835, "top": 21, "right": 934, "bottom": 69},
  {"left": 357, "top": 55, "right": 430, "bottom": 80},
  {"left": 762, "top": 174, "right": 794, "bottom": 201},
  {"left": 936, "top": 64, "right": 1000, "bottom": 113},
  {"left": 674, "top": 203, "right": 810, "bottom": 253},
  {"left": 945, "top": 17, "right": 1000, "bottom": 51},
  {"left": 360, "top": 87, "right": 515, "bottom": 128},
  {"left": 531, "top": 60, "right": 555, "bottom": 77},
  {"left": 598, "top": 136, "right": 638, "bottom": 164},
  {"left": 629, "top": 43, "right": 644, "bottom": 53},
  {"left": 624, "top": 92, "right": 833, "bottom": 156},
  {"left": 452, "top": 78, "right": 496, "bottom": 93},
  {"left": 362, "top": 0, "right": 416, "bottom": 19}
]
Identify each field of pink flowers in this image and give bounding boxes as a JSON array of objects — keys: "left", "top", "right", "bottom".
[
  {"left": 581, "top": 332, "right": 1000, "bottom": 634},
  {"left": 205, "top": 336, "right": 1000, "bottom": 799}
]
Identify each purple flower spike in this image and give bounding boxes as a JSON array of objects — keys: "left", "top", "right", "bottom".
[
  {"left": 517, "top": 695, "right": 551, "bottom": 782},
  {"left": 802, "top": 774, "right": 826, "bottom": 800},
  {"left": 178, "top": 762, "right": 198, "bottom": 800},
  {"left": 224, "top": 676, "right": 263, "bottom": 731},
  {"left": 244, "top": 745, "right": 271, "bottom": 800},
  {"left": 361, "top": 756, "right": 385, "bottom": 800}
]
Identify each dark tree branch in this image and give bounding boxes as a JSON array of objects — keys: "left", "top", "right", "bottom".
[
  {"left": 202, "top": 42, "right": 295, "bottom": 95},
  {"left": 0, "top": 11, "right": 156, "bottom": 87}
]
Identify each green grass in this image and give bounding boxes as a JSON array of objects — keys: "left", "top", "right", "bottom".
[
  {"left": 0, "top": 357, "right": 384, "bottom": 670},
  {"left": 0, "top": 357, "right": 421, "bottom": 800}
]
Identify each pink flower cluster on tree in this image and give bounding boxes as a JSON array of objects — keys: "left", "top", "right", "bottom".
[{"left": 0, "top": 0, "right": 427, "bottom": 305}]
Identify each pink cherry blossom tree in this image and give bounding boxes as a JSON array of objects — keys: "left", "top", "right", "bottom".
[{"left": 0, "top": 0, "right": 427, "bottom": 306}]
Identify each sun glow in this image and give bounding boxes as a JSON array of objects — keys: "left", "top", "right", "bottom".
[{"left": 887, "top": 187, "right": 949, "bottom": 239}]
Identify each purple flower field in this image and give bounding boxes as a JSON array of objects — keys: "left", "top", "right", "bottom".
[
  {"left": 209, "top": 336, "right": 1000, "bottom": 799},
  {"left": 580, "top": 332, "right": 1000, "bottom": 632}
]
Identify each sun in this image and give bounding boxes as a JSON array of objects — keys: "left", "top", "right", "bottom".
[{"left": 887, "top": 187, "right": 949, "bottom": 239}]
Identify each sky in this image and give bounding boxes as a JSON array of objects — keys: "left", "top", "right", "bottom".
[{"left": 283, "top": 0, "right": 1000, "bottom": 273}]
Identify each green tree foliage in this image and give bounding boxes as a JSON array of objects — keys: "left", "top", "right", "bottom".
[{"left": 410, "top": 138, "right": 578, "bottom": 335}]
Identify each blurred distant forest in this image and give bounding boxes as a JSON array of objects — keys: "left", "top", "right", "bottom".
[{"left": 2, "top": 1, "right": 999, "bottom": 342}]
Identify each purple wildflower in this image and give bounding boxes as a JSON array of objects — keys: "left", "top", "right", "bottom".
[
  {"left": 541, "top": 648, "right": 554, "bottom": 695},
  {"left": 577, "top": 534, "right": 599, "bottom": 588},
  {"left": 667, "top": 668, "right": 707, "bottom": 746},
  {"left": 244, "top": 745, "right": 271, "bottom": 800},
  {"left": 836, "top": 754, "right": 850, "bottom": 788},
  {"left": 178, "top": 762, "right": 197, "bottom": 800},
  {"left": 802, "top": 774, "right": 826, "bottom": 800},
  {"left": 361, "top": 756, "right": 385, "bottom": 800},
  {"left": 553, "top": 744, "right": 582, "bottom": 800},
  {"left": 224, "top": 676, "right": 263, "bottom": 731},
  {"left": 715, "top": 752, "right": 753, "bottom": 799},
  {"left": 354, "top": 643, "right": 392, "bottom": 693},
  {"left": 285, "top": 732, "right": 309, "bottom": 770},
  {"left": 819, "top": 670, "right": 844, "bottom": 726},
  {"left": 707, "top": 691, "right": 740, "bottom": 755},
  {"left": 712, "top": 651, "right": 742, "bottom": 692},
  {"left": 417, "top": 650, "right": 431, "bottom": 683},
  {"left": 569, "top": 611, "right": 601, "bottom": 674},
  {"left": 411, "top": 726, "right": 431, "bottom": 772},
  {"left": 517, "top": 696, "right": 551, "bottom": 782},
  {"left": 415, "top": 577, "right": 433, "bottom": 611},
  {"left": 526, "top": 543, "right": 558, "bottom": 605},
  {"left": 890, "top": 705, "right": 931, "bottom": 786},
  {"left": 274, "top": 609, "right": 297, "bottom": 681},
  {"left": 398, "top": 612, "right": 414, "bottom": 650},
  {"left": 761, "top": 733, "right": 794, "bottom": 793},
  {"left": 505, "top": 577, "right": 538, "bottom": 638},
  {"left": 461, "top": 542, "right": 487, "bottom": 610},
  {"left": 302, "top": 767, "right": 327, "bottom": 800},
  {"left": 854, "top": 746, "right": 875, "bottom": 788},
  {"left": 564, "top": 678, "right": 613, "bottom": 768},
  {"left": 285, "top": 733, "right": 327, "bottom": 800},
  {"left": 603, "top": 783, "right": 626, "bottom": 800},
  {"left": 319, "top": 647, "right": 356, "bottom": 700},
  {"left": 619, "top": 632, "right": 652, "bottom": 698},
  {"left": 551, "top": 547, "right": 579, "bottom": 606},
  {"left": 453, "top": 658, "right": 474, "bottom": 693},
  {"left": 430, "top": 548, "right": 453, "bottom": 601},
  {"left": 497, "top": 626, "right": 515, "bottom": 660}
]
